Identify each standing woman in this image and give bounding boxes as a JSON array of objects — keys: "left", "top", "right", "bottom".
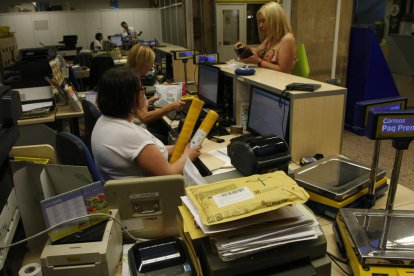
[
  {"left": 126, "top": 44, "right": 185, "bottom": 143},
  {"left": 236, "top": 1, "right": 296, "bottom": 73}
]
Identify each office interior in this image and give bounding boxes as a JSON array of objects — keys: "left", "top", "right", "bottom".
[{"left": 1, "top": 0, "right": 414, "bottom": 275}]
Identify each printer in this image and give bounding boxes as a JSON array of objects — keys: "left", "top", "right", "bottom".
[
  {"left": 40, "top": 209, "right": 122, "bottom": 276},
  {"left": 227, "top": 134, "right": 291, "bottom": 176}
]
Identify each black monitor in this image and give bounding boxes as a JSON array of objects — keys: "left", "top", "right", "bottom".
[
  {"left": 109, "top": 36, "right": 122, "bottom": 47},
  {"left": 247, "top": 86, "right": 290, "bottom": 143},
  {"left": 197, "top": 64, "right": 222, "bottom": 109}
]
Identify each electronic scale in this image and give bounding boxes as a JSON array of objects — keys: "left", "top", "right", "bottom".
[
  {"left": 335, "top": 108, "right": 414, "bottom": 275},
  {"left": 293, "top": 156, "right": 388, "bottom": 219},
  {"left": 293, "top": 97, "right": 410, "bottom": 219}
]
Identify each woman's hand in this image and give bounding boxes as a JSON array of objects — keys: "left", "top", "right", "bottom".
[
  {"left": 184, "top": 145, "right": 202, "bottom": 161},
  {"left": 234, "top": 42, "right": 245, "bottom": 49},
  {"left": 239, "top": 50, "right": 261, "bottom": 64},
  {"left": 168, "top": 100, "right": 186, "bottom": 112},
  {"left": 147, "top": 96, "right": 159, "bottom": 105}
]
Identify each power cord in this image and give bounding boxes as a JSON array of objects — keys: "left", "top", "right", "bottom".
[
  {"left": 326, "top": 251, "right": 351, "bottom": 276},
  {"left": 0, "top": 212, "right": 147, "bottom": 250}
]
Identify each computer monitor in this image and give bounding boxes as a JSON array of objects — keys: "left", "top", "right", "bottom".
[
  {"left": 109, "top": 36, "right": 122, "bottom": 47},
  {"left": 197, "top": 64, "right": 222, "bottom": 109},
  {"left": 247, "top": 85, "right": 290, "bottom": 142}
]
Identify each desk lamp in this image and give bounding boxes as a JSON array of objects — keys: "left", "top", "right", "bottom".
[{"left": 335, "top": 109, "right": 414, "bottom": 275}]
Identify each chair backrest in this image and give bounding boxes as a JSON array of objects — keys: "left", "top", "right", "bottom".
[
  {"left": 89, "top": 56, "right": 115, "bottom": 89},
  {"left": 55, "top": 131, "right": 102, "bottom": 183},
  {"left": 90, "top": 41, "right": 94, "bottom": 50},
  {"left": 10, "top": 144, "right": 57, "bottom": 164},
  {"left": 81, "top": 99, "right": 102, "bottom": 149},
  {"left": 292, "top": 44, "right": 310, "bottom": 78}
]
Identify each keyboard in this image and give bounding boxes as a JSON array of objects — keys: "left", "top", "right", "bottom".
[{"left": 166, "top": 110, "right": 183, "bottom": 120}]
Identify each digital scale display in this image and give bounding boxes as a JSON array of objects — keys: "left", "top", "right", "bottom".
[
  {"left": 174, "top": 51, "right": 194, "bottom": 60},
  {"left": 367, "top": 110, "right": 414, "bottom": 139},
  {"left": 194, "top": 54, "right": 218, "bottom": 64},
  {"left": 353, "top": 97, "right": 407, "bottom": 128}
]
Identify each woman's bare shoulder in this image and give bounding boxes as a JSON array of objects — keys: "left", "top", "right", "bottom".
[{"left": 281, "top": 33, "right": 296, "bottom": 44}]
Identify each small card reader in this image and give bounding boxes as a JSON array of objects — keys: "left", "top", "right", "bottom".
[{"left": 128, "top": 237, "right": 193, "bottom": 276}]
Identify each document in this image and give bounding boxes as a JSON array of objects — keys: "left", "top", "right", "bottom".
[{"left": 186, "top": 171, "right": 310, "bottom": 226}]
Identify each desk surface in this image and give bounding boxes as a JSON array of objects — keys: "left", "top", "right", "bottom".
[{"left": 21, "top": 135, "right": 414, "bottom": 276}]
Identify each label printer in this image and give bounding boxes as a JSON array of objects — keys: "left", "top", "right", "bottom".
[{"left": 227, "top": 134, "right": 291, "bottom": 176}]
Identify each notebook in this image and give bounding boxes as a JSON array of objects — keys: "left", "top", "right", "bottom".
[{"left": 104, "top": 175, "right": 185, "bottom": 240}]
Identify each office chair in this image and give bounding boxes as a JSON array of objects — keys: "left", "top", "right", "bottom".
[
  {"left": 74, "top": 52, "right": 93, "bottom": 68},
  {"left": 81, "top": 99, "right": 101, "bottom": 150},
  {"left": 89, "top": 56, "right": 115, "bottom": 90},
  {"left": 90, "top": 41, "right": 94, "bottom": 50},
  {"left": 55, "top": 131, "right": 102, "bottom": 183},
  {"left": 292, "top": 44, "right": 310, "bottom": 78}
]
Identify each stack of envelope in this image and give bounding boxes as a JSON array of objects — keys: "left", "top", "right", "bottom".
[{"left": 180, "top": 171, "right": 323, "bottom": 261}]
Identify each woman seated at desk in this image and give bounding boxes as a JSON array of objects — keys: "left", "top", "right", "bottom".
[
  {"left": 235, "top": 1, "right": 296, "bottom": 73},
  {"left": 91, "top": 67, "right": 201, "bottom": 181},
  {"left": 126, "top": 44, "right": 185, "bottom": 143}
]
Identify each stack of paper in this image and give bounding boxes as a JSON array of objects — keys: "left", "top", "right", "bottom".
[
  {"left": 181, "top": 171, "right": 323, "bottom": 261},
  {"left": 17, "top": 86, "right": 54, "bottom": 119}
]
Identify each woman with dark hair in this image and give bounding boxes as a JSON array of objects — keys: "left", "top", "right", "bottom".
[{"left": 91, "top": 67, "right": 201, "bottom": 181}]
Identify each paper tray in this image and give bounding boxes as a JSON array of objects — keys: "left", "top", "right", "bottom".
[
  {"left": 292, "top": 155, "right": 386, "bottom": 201},
  {"left": 339, "top": 208, "right": 414, "bottom": 266}
]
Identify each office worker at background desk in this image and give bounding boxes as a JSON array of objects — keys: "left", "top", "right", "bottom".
[
  {"left": 91, "top": 68, "right": 201, "bottom": 181},
  {"left": 121, "top": 21, "right": 142, "bottom": 38},
  {"left": 93, "top": 32, "right": 103, "bottom": 51},
  {"left": 127, "top": 44, "right": 185, "bottom": 143},
  {"left": 236, "top": 1, "right": 296, "bottom": 73}
]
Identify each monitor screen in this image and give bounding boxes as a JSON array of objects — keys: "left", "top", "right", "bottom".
[
  {"left": 109, "top": 36, "right": 122, "bottom": 47},
  {"left": 197, "top": 64, "right": 220, "bottom": 108},
  {"left": 247, "top": 86, "right": 290, "bottom": 141}
]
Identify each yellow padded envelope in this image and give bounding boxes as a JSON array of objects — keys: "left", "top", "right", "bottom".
[{"left": 186, "top": 171, "right": 309, "bottom": 226}]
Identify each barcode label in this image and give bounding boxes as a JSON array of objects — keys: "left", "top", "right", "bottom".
[{"left": 212, "top": 187, "right": 254, "bottom": 208}]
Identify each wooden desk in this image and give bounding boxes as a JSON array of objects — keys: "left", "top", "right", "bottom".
[
  {"left": 18, "top": 103, "right": 84, "bottom": 136},
  {"left": 56, "top": 104, "right": 84, "bottom": 136},
  {"left": 218, "top": 65, "right": 347, "bottom": 163}
]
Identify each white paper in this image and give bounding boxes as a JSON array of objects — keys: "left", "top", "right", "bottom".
[
  {"left": 183, "top": 157, "right": 206, "bottom": 186},
  {"left": 208, "top": 148, "right": 235, "bottom": 175},
  {"left": 22, "top": 101, "right": 53, "bottom": 112},
  {"left": 181, "top": 196, "right": 308, "bottom": 235}
]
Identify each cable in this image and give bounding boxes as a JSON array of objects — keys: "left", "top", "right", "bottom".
[
  {"left": 0, "top": 212, "right": 147, "bottom": 250},
  {"left": 327, "top": 251, "right": 348, "bottom": 264},
  {"left": 327, "top": 251, "right": 351, "bottom": 276},
  {"left": 193, "top": 64, "right": 199, "bottom": 88}
]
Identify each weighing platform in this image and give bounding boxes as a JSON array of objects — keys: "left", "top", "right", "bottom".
[{"left": 293, "top": 156, "right": 388, "bottom": 219}]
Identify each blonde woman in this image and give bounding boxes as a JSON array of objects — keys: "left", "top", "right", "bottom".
[
  {"left": 236, "top": 1, "right": 296, "bottom": 73},
  {"left": 126, "top": 44, "right": 185, "bottom": 142}
]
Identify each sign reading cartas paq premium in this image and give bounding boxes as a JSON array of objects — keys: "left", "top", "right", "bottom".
[{"left": 186, "top": 171, "right": 309, "bottom": 226}]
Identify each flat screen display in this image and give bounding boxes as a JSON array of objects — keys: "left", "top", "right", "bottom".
[
  {"left": 247, "top": 86, "right": 290, "bottom": 141},
  {"left": 197, "top": 64, "right": 220, "bottom": 108},
  {"left": 109, "top": 36, "right": 122, "bottom": 47}
]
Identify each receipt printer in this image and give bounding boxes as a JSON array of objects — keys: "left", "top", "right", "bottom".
[{"left": 227, "top": 134, "right": 291, "bottom": 176}]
